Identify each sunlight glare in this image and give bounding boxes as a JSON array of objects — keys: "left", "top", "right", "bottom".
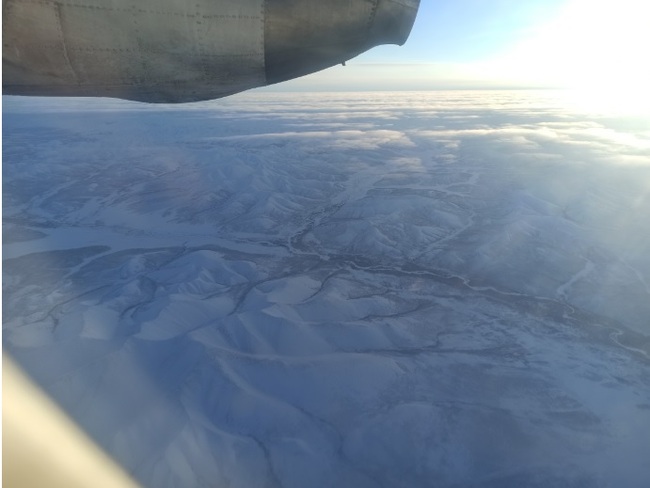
[{"left": 493, "top": 0, "right": 650, "bottom": 113}]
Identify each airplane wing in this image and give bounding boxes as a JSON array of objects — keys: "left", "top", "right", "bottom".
[{"left": 3, "top": 356, "right": 142, "bottom": 488}]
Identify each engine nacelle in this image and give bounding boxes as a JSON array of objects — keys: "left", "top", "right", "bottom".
[{"left": 2, "top": 0, "right": 420, "bottom": 102}]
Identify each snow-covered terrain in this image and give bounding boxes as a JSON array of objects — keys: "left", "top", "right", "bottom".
[{"left": 4, "top": 90, "right": 650, "bottom": 487}]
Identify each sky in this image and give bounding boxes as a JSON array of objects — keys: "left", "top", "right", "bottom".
[{"left": 268, "top": 0, "right": 650, "bottom": 101}]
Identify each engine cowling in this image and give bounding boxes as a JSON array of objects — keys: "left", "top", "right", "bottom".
[{"left": 2, "top": 0, "right": 420, "bottom": 102}]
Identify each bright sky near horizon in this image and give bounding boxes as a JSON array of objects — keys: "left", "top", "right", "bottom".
[{"left": 269, "top": 0, "right": 650, "bottom": 105}]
